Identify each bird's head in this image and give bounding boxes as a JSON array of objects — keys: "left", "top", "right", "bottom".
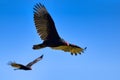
[
  {"left": 61, "top": 38, "right": 69, "bottom": 46},
  {"left": 64, "top": 41, "right": 69, "bottom": 46}
]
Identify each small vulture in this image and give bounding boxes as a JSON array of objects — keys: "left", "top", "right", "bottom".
[
  {"left": 33, "top": 3, "right": 87, "bottom": 55},
  {"left": 9, "top": 55, "right": 43, "bottom": 70}
]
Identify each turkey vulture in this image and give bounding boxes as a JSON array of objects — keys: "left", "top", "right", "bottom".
[
  {"left": 33, "top": 3, "right": 86, "bottom": 55},
  {"left": 8, "top": 55, "right": 43, "bottom": 70}
]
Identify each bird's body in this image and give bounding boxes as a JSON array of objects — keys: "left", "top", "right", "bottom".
[
  {"left": 33, "top": 3, "right": 86, "bottom": 55},
  {"left": 12, "top": 63, "right": 32, "bottom": 70},
  {"left": 18, "top": 65, "right": 32, "bottom": 70},
  {"left": 9, "top": 55, "right": 43, "bottom": 70},
  {"left": 33, "top": 39, "right": 67, "bottom": 49}
]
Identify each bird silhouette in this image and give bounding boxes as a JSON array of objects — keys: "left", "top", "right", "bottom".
[
  {"left": 8, "top": 55, "right": 43, "bottom": 70},
  {"left": 33, "top": 3, "right": 86, "bottom": 55}
]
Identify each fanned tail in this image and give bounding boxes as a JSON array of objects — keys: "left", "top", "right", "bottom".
[{"left": 32, "top": 44, "right": 46, "bottom": 50}]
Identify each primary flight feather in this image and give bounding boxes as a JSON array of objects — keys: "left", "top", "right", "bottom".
[{"left": 33, "top": 3, "right": 86, "bottom": 55}]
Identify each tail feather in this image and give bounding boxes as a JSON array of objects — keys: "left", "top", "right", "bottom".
[{"left": 32, "top": 44, "right": 46, "bottom": 50}]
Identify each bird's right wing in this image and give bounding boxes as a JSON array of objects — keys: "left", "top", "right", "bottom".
[
  {"left": 26, "top": 55, "right": 43, "bottom": 67},
  {"left": 51, "top": 44, "right": 86, "bottom": 55},
  {"left": 33, "top": 3, "right": 61, "bottom": 41}
]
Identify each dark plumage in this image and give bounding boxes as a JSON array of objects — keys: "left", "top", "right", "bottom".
[
  {"left": 33, "top": 3, "right": 86, "bottom": 55},
  {"left": 9, "top": 55, "right": 43, "bottom": 70}
]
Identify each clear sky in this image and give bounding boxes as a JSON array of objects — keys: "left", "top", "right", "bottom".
[{"left": 0, "top": 0, "right": 120, "bottom": 80}]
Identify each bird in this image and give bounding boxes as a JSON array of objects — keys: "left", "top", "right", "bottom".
[
  {"left": 33, "top": 3, "right": 87, "bottom": 55},
  {"left": 8, "top": 55, "right": 43, "bottom": 70}
]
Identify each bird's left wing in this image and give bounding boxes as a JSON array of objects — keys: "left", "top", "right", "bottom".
[
  {"left": 26, "top": 55, "right": 43, "bottom": 67},
  {"left": 51, "top": 44, "right": 86, "bottom": 55},
  {"left": 33, "top": 3, "right": 61, "bottom": 41},
  {"left": 8, "top": 62, "right": 22, "bottom": 68}
]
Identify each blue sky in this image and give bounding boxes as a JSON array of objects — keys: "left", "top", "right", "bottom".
[{"left": 0, "top": 0, "right": 120, "bottom": 80}]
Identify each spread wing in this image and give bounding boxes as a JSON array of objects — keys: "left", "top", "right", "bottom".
[
  {"left": 51, "top": 44, "right": 87, "bottom": 55},
  {"left": 33, "top": 3, "right": 61, "bottom": 41},
  {"left": 26, "top": 55, "right": 43, "bottom": 67},
  {"left": 8, "top": 62, "right": 23, "bottom": 68}
]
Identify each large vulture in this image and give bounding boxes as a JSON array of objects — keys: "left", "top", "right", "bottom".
[
  {"left": 9, "top": 55, "right": 43, "bottom": 70},
  {"left": 33, "top": 3, "right": 86, "bottom": 55}
]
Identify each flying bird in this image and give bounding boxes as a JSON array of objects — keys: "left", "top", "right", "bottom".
[
  {"left": 33, "top": 3, "right": 86, "bottom": 55},
  {"left": 8, "top": 55, "right": 43, "bottom": 70}
]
